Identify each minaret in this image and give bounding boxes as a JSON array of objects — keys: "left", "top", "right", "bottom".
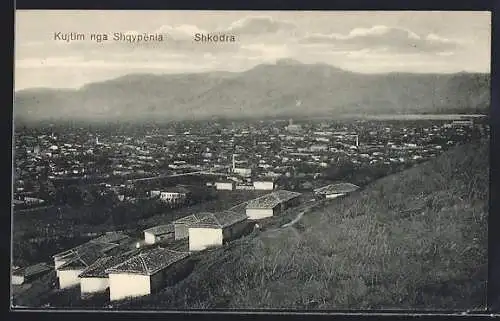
[
  {"left": 232, "top": 154, "right": 236, "bottom": 172},
  {"left": 96, "top": 136, "right": 100, "bottom": 145}
]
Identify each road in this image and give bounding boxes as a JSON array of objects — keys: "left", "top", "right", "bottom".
[{"left": 281, "top": 198, "right": 323, "bottom": 228}]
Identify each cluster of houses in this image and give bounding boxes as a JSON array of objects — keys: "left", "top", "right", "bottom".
[{"left": 12, "top": 189, "right": 304, "bottom": 303}]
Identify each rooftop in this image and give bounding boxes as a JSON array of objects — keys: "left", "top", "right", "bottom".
[
  {"left": 12, "top": 263, "right": 51, "bottom": 278},
  {"left": 144, "top": 224, "right": 174, "bottom": 236},
  {"left": 189, "top": 210, "right": 247, "bottom": 229},
  {"left": 105, "top": 247, "right": 189, "bottom": 276},
  {"left": 246, "top": 190, "right": 301, "bottom": 209},
  {"left": 57, "top": 248, "right": 107, "bottom": 271},
  {"left": 314, "top": 183, "right": 360, "bottom": 195},
  {"left": 78, "top": 249, "right": 140, "bottom": 278},
  {"left": 174, "top": 212, "right": 213, "bottom": 226}
]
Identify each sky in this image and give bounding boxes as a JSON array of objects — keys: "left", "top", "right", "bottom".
[{"left": 15, "top": 10, "right": 491, "bottom": 90}]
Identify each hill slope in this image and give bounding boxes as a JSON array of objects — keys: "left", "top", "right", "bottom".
[
  {"left": 14, "top": 61, "right": 490, "bottom": 122},
  {"left": 118, "top": 139, "right": 488, "bottom": 310}
]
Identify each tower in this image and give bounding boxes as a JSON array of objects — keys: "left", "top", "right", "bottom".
[{"left": 232, "top": 154, "right": 236, "bottom": 173}]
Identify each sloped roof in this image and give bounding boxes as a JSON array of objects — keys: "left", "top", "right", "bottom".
[
  {"left": 53, "top": 232, "right": 131, "bottom": 259},
  {"left": 105, "top": 248, "right": 189, "bottom": 276},
  {"left": 314, "top": 183, "right": 359, "bottom": 195},
  {"left": 78, "top": 249, "right": 140, "bottom": 278},
  {"left": 12, "top": 263, "right": 51, "bottom": 278},
  {"left": 173, "top": 212, "right": 213, "bottom": 226},
  {"left": 144, "top": 224, "right": 174, "bottom": 236},
  {"left": 57, "top": 248, "right": 106, "bottom": 271},
  {"left": 53, "top": 241, "right": 116, "bottom": 260},
  {"left": 246, "top": 190, "right": 301, "bottom": 209},
  {"left": 189, "top": 210, "right": 247, "bottom": 229}
]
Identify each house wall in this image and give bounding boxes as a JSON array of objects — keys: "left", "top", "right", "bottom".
[
  {"left": 222, "top": 219, "right": 249, "bottom": 242},
  {"left": 144, "top": 232, "right": 157, "bottom": 244},
  {"left": 80, "top": 277, "right": 109, "bottom": 294},
  {"left": 253, "top": 181, "right": 275, "bottom": 190},
  {"left": 58, "top": 269, "right": 83, "bottom": 289},
  {"left": 12, "top": 275, "right": 24, "bottom": 285},
  {"left": 325, "top": 193, "right": 345, "bottom": 199},
  {"left": 246, "top": 208, "right": 275, "bottom": 220},
  {"left": 174, "top": 223, "right": 189, "bottom": 240},
  {"left": 109, "top": 273, "right": 151, "bottom": 301},
  {"left": 54, "top": 258, "right": 67, "bottom": 270},
  {"left": 189, "top": 227, "right": 223, "bottom": 251},
  {"left": 215, "top": 182, "right": 234, "bottom": 190}
]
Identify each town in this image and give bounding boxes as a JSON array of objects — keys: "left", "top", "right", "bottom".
[{"left": 11, "top": 116, "right": 489, "bottom": 307}]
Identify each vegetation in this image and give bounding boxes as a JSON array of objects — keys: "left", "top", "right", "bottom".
[{"left": 115, "top": 139, "right": 488, "bottom": 310}]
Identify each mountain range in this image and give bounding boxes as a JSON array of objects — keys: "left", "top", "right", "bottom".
[{"left": 14, "top": 59, "right": 490, "bottom": 122}]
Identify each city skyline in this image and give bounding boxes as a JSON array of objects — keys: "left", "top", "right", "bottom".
[{"left": 15, "top": 10, "right": 491, "bottom": 91}]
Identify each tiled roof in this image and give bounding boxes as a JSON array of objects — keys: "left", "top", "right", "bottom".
[
  {"left": 189, "top": 210, "right": 247, "bottom": 229},
  {"left": 78, "top": 249, "right": 140, "bottom": 278},
  {"left": 174, "top": 212, "right": 212, "bottom": 225},
  {"left": 57, "top": 248, "right": 106, "bottom": 271},
  {"left": 314, "top": 183, "right": 359, "bottom": 195},
  {"left": 246, "top": 190, "right": 301, "bottom": 209},
  {"left": 144, "top": 224, "right": 174, "bottom": 236},
  {"left": 52, "top": 232, "right": 131, "bottom": 259},
  {"left": 53, "top": 241, "right": 116, "bottom": 260},
  {"left": 105, "top": 247, "right": 189, "bottom": 276},
  {"left": 13, "top": 263, "right": 51, "bottom": 278}
]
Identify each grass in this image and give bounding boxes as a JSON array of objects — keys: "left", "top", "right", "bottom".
[{"left": 115, "top": 139, "right": 488, "bottom": 310}]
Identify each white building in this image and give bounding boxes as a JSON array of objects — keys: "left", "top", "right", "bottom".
[
  {"left": 143, "top": 224, "right": 174, "bottom": 245},
  {"left": 253, "top": 180, "right": 276, "bottom": 191},
  {"left": 57, "top": 250, "right": 105, "bottom": 289},
  {"left": 106, "top": 248, "right": 190, "bottom": 301},
  {"left": 313, "top": 183, "right": 360, "bottom": 199},
  {"left": 188, "top": 210, "right": 248, "bottom": 252},
  {"left": 159, "top": 187, "right": 190, "bottom": 204},
  {"left": 173, "top": 212, "right": 213, "bottom": 240},
  {"left": 12, "top": 263, "right": 51, "bottom": 285},
  {"left": 78, "top": 250, "right": 139, "bottom": 297},
  {"left": 233, "top": 167, "right": 252, "bottom": 177},
  {"left": 215, "top": 181, "right": 235, "bottom": 191},
  {"left": 245, "top": 190, "right": 302, "bottom": 220},
  {"left": 52, "top": 232, "right": 131, "bottom": 275}
]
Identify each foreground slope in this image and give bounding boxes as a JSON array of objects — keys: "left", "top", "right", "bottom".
[{"left": 119, "top": 140, "right": 488, "bottom": 310}]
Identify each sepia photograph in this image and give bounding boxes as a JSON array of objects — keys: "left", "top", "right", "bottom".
[{"left": 12, "top": 10, "right": 490, "bottom": 311}]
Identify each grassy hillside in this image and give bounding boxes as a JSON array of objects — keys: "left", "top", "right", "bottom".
[{"left": 117, "top": 139, "right": 488, "bottom": 310}]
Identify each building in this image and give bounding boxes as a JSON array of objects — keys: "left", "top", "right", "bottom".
[
  {"left": 173, "top": 212, "right": 213, "bottom": 240},
  {"left": 52, "top": 232, "right": 132, "bottom": 271},
  {"left": 57, "top": 250, "right": 106, "bottom": 289},
  {"left": 78, "top": 249, "right": 139, "bottom": 297},
  {"left": 106, "top": 248, "right": 190, "bottom": 301},
  {"left": 188, "top": 210, "right": 249, "bottom": 252},
  {"left": 12, "top": 263, "right": 52, "bottom": 285},
  {"left": 233, "top": 167, "right": 252, "bottom": 177},
  {"left": 285, "top": 119, "right": 302, "bottom": 133},
  {"left": 451, "top": 120, "right": 474, "bottom": 127},
  {"left": 143, "top": 224, "right": 174, "bottom": 245},
  {"left": 313, "top": 183, "right": 359, "bottom": 199},
  {"left": 253, "top": 179, "right": 276, "bottom": 191},
  {"left": 245, "top": 190, "right": 302, "bottom": 220},
  {"left": 215, "top": 181, "right": 235, "bottom": 191},
  {"left": 158, "top": 186, "right": 191, "bottom": 205}
]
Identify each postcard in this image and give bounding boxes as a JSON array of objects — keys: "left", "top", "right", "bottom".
[{"left": 12, "top": 10, "right": 491, "bottom": 312}]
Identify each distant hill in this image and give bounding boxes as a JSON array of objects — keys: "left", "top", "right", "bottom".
[
  {"left": 117, "top": 139, "right": 488, "bottom": 310},
  {"left": 14, "top": 60, "right": 490, "bottom": 122}
]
